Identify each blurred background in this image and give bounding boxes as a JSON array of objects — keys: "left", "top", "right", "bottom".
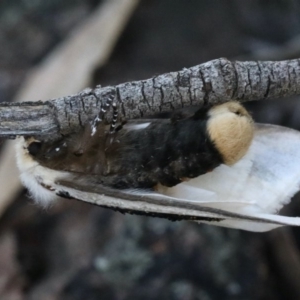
[{"left": 1, "top": 0, "right": 300, "bottom": 299}]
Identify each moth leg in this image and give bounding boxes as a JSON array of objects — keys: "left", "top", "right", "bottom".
[
  {"left": 109, "top": 102, "right": 119, "bottom": 134},
  {"left": 105, "top": 103, "right": 127, "bottom": 149},
  {"left": 91, "top": 94, "right": 114, "bottom": 136}
]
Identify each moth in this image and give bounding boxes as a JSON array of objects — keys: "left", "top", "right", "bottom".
[{"left": 16, "top": 101, "right": 300, "bottom": 232}]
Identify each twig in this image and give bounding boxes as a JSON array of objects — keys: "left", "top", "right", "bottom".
[{"left": 1, "top": 58, "right": 300, "bottom": 140}]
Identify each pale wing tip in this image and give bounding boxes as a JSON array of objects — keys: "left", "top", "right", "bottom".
[{"left": 200, "top": 214, "right": 300, "bottom": 232}]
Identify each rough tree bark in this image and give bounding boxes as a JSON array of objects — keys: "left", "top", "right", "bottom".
[{"left": 1, "top": 57, "right": 300, "bottom": 141}]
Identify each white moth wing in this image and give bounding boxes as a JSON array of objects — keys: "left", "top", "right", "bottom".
[{"left": 51, "top": 177, "right": 300, "bottom": 232}]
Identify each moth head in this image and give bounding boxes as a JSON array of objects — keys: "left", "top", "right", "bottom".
[{"left": 207, "top": 101, "right": 254, "bottom": 165}]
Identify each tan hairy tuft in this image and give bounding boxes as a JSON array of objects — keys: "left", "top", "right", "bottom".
[{"left": 207, "top": 101, "right": 254, "bottom": 165}]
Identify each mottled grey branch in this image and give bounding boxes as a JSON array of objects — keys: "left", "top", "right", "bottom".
[{"left": 1, "top": 57, "right": 300, "bottom": 140}]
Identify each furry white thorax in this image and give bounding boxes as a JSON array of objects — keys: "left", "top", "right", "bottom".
[{"left": 15, "top": 137, "right": 70, "bottom": 207}]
